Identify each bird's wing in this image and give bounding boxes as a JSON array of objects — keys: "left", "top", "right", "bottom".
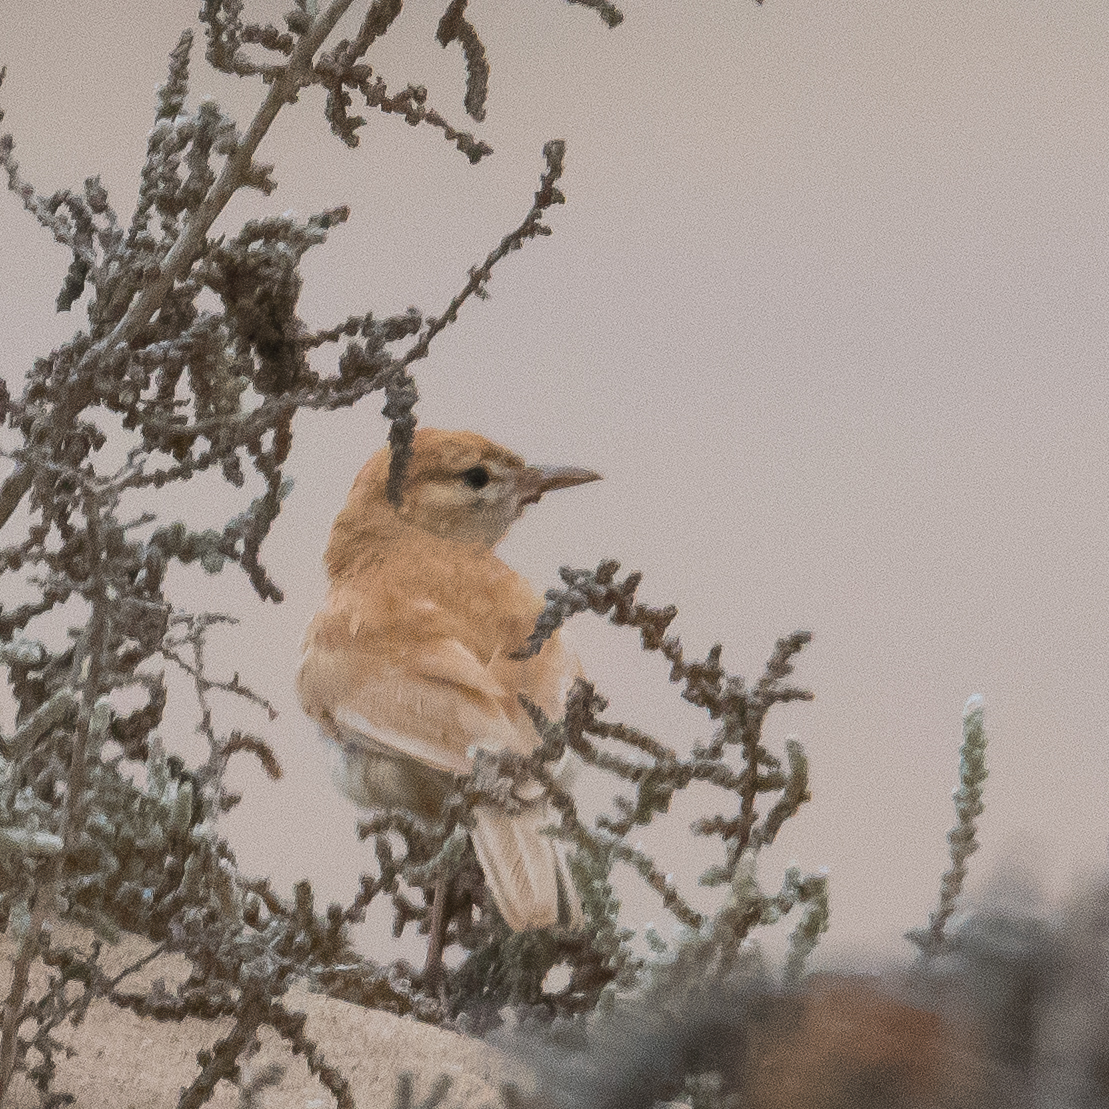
[{"left": 298, "top": 605, "right": 541, "bottom": 774}]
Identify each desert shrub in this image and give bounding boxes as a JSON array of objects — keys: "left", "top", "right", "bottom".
[{"left": 0, "top": 2, "right": 830, "bottom": 1105}]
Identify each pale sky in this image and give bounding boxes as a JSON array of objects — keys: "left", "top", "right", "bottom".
[{"left": 2, "top": 0, "right": 1108, "bottom": 968}]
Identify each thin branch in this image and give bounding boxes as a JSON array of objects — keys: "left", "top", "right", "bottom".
[
  {"left": 399, "top": 139, "right": 566, "bottom": 370},
  {"left": 907, "top": 695, "right": 989, "bottom": 958},
  {"left": 0, "top": 882, "right": 53, "bottom": 1102},
  {"left": 61, "top": 489, "right": 114, "bottom": 851},
  {"left": 565, "top": 0, "right": 625, "bottom": 28}
]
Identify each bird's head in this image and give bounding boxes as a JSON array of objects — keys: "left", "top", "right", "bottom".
[{"left": 333, "top": 429, "right": 602, "bottom": 556}]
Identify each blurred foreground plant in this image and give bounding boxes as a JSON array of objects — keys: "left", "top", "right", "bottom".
[{"left": 487, "top": 699, "right": 1098, "bottom": 1109}]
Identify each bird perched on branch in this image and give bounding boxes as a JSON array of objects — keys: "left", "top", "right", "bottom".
[{"left": 297, "top": 428, "right": 600, "bottom": 932}]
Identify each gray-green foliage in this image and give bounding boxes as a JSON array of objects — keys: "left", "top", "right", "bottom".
[
  {"left": 0, "top": 1, "right": 827, "bottom": 1105},
  {"left": 908, "top": 693, "right": 988, "bottom": 959}
]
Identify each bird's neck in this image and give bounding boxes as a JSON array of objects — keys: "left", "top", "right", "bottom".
[{"left": 324, "top": 503, "right": 497, "bottom": 583}]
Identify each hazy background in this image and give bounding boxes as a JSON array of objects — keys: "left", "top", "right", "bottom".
[{"left": 2, "top": 0, "right": 1108, "bottom": 968}]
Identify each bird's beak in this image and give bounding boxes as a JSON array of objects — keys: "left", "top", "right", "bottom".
[{"left": 517, "top": 464, "right": 602, "bottom": 507}]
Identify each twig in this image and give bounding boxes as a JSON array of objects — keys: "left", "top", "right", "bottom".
[
  {"left": 907, "top": 695, "right": 988, "bottom": 958},
  {"left": 0, "top": 882, "right": 53, "bottom": 1102}
]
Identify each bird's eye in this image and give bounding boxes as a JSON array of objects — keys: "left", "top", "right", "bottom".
[{"left": 460, "top": 465, "right": 490, "bottom": 490}]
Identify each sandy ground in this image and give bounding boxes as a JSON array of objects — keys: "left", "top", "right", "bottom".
[{"left": 1, "top": 929, "right": 515, "bottom": 1109}]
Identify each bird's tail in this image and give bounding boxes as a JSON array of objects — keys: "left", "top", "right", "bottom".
[{"left": 470, "top": 797, "right": 583, "bottom": 931}]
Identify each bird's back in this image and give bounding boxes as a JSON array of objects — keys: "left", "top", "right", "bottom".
[{"left": 298, "top": 534, "right": 575, "bottom": 766}]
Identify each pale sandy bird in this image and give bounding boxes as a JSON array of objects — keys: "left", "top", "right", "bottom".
[{"left": 297, "top": 428, "right": 601, "bottom": 931}]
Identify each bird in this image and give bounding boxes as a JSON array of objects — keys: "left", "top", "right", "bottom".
[{"left": 296, "top": 427, "right": 601, "bottom": 933}]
